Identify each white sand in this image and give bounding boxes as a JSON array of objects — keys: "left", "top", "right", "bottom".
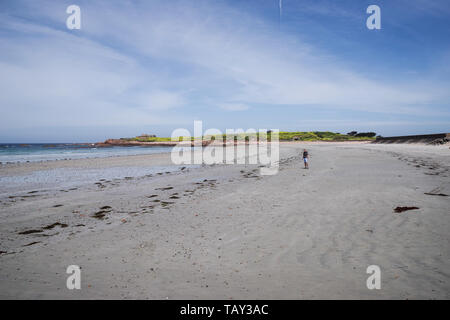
[{"left": 0, "top": 142, "right": 449, "bottom": 299}]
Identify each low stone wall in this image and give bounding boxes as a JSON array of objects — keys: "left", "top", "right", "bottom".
[{"left": 373, "top": 133, "right": 450, "bottom": 144}]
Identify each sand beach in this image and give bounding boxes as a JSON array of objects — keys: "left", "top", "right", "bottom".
[{"left": 0, "top": 142, "right": 449, "bottom": 299}]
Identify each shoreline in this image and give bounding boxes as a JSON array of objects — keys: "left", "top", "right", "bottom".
[
  {"left": 1, "top": 139, "right": 446, "bottom": 169},
  {"left": 0, "top": 140, "right": 372, "bottom": 167}
]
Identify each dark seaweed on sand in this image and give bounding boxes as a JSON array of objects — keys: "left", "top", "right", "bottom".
[
  {"left": 424, "top": 192, "right": 448, "bottom": 197},
  {"left": 43, "top": 222, "right": 68, "bottom": 230},
  {"left": 394, "top": 206, "right": 419, "bottom": 213},
  {"left": 18, "top": 229, "right": 44, "bottom": 235}
]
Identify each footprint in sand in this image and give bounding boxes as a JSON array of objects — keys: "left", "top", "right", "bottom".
[{"left": 160, "top": 201, "right": 174, "bottom": 208}]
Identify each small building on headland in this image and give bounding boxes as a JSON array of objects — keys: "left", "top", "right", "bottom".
[{"left": 137, "top": 134, "right": 157, "bottom": 139}]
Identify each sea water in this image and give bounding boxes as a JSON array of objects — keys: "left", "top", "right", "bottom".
[{"left": 0, "top": 144, "right": 173, "bottom": 163}]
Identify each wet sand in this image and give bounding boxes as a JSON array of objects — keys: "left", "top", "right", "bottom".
[{"left": 0, "top": 142, "right": 449, "bottom": 299}]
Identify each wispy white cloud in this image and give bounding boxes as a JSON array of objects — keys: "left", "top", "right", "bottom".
[
  {"left": 134, "top": 91, "right": 185, "bottom": 111},
  {"left": 220, "top": 103, "right": 250, "bottom": 111},
  {"left": 68, "top": 0, "right": 447, "bottom": 113}
]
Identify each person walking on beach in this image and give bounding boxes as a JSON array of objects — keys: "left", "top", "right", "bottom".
[{"left": 303, "top": 149, "right": 309, "bottom": 169}]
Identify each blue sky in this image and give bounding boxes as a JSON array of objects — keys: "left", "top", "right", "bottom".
[{"left": 0, "top": 0, "right": 449, "bottom": 142}]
